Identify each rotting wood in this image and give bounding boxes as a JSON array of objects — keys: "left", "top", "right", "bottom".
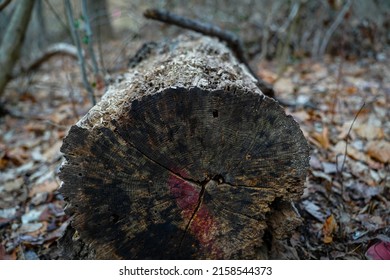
[
  {"left": 59, "top": 33, "right": 310, "bottom": 259},
  {"left": 144, "top": 8, "right": 275, "bottom": 98}
]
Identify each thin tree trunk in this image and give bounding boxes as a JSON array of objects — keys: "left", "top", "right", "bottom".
[
  {"left": 0, "top": 0, "right": 36, "bottom": 96},
  {"left": 87, "top": 0, "right": 114, "bottom": 39},
  {"left": 0, "top": 0, "right": 12, "bottom": 11},
  {"left": 35, "top": 0, "right": 47, "bottom": 49},
  {"left": 65, "top": 0, "right": 96, "bottom": 105}
]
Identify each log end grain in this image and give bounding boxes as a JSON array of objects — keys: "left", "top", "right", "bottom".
[{"left": 60, "top": 86, "right": 309, "bottom": 259}]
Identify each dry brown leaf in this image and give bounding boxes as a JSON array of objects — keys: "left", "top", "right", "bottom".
[
  {"left": 301, "top": 200, "right": 327, "bottom": 222},
  {"left": 274, "top": 77, "right": 294, "bottom": 93},
  {"left": 322, "top": 162, "right": 338, "bottom": 174},
  {"left": 290, "top": 110, "right": 311, "bottom": 122},
  {"left": 309, "top": 155, "right": 323, "bottom": 170},
  {"left": 332, "top": 140, "right": 382, "bottom": 168},
  {"left": 6, "top": 147, "right": 30, "bottom": 166},
  {"left": 258, "top": 68, "right": 277, "bottom": 84},
  {"left": 3, "top": 178, "right": 24, "bottom": 192},
  {"left": 311, "top": 170, "right": 333, "bottom": 182},
  {"left": 311, "top": 126, "right": 330, "bottom": 149},
  {"left": 0, "top": 157, "right": 8, "bottom": 170},
  {"left": 0, "top": 143, "right": 8, "bottom": 170},
  {"left": 18, "top": 222, "right": 44, "bottom": 234},
  {"left": 357, "top": 214, "right": 385, "bottom": 231},
  {"left": 345, "top": 86, "right": 358, "bottom": 94},
  {"left": 49, "top": 104, "right": 72, "bottom": 124},
  {"left": 25, "top": 221, "right": 48, "bottom": 238},
  {"left": 369, "top": 170, "right": 381, "bottom": 183},
  {"left": 0, "top": 244, "right": 16, "bottom": 260},
  {"left": 304, "top": 62, "right": 328, "bottom": 80},
  {"left": 366, "top": 140, "right": 390, "bottom": 163},
  {"left": 337, "top": 120, "right": 354, "bottom": 139},
  {"left": 346, "top": 182, "right": 383, "bottom": 202},
  {"left": 29, "top": 180, "right": 59, "bottom": 198},
  {"left": 42, "top": 141, "right": 62, "bottom": 162},
  {"left": 349, "top": 161, "right": 376, "bottom": 186},
  {"left": 323, "top": 214, "right": 338, "bottom": 244},
  {"left": 24, "top": 122, "right": 47, "bottom": 133},
  {"left": 354, "top": 123, "right": 384, "bottom": 140},
  {"left": 44, "top": 219, "right": 71, "bottom": 242}
]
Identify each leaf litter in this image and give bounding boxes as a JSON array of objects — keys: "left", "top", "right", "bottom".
[{"left": 259, "top": 55, "right": 389, "bottom": 259}]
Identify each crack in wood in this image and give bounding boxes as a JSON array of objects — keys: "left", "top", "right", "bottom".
[
  {"left": 116, "top": 125, "right": 278, "bottom": 252},
  {"left": 209, "top": 198, "right": 262, "bottom": 222},
  {"left": 179, "top": 180, "right": 207, "bottom": 249},
  {"left": 122, "top": 132, "right": 201, "bottom": 188}
]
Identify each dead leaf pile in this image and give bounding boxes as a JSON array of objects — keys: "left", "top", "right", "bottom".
[
  {"left": 0, "top": 55, "right": 104, "bottom": 259},
  {"left": 259, "top": 55, "right": 389, "bottom": 259}
]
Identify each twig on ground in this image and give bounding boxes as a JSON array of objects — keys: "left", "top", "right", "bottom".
[
  {"left": 144, "top": 9, "right": 246, "bottom": 63},
  {"left": 336, "top": 102, "right": 365, "bottom": 199},
  {"left": 144, "top": 8, "right": 275, "bottom": 98}
]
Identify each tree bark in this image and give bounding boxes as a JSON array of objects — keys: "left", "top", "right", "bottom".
[
  {"left": 0, "top": 0, "right": 35, "bottom": 96},
  {"left": 59, "top": 33, "right": 309, "bottom": 259}
]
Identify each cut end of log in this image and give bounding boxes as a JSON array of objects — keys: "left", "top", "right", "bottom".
[{"left": 59, "top": 34, "right": 309, "bottom": 259}]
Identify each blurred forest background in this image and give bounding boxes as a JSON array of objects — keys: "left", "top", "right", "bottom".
[
  {"left": 1, "top": 0, "right": 389, "bottom": 88},
  {"left": 0, "top": 0, "right": 389, "bottom": 260}
]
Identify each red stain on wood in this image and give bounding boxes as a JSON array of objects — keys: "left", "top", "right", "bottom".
[
  {"left": 168, "top": 173, "right": 221, "bottom": 257},
  {"left": 188, "top": 206, "right": 220, "bottom": 255},
  {"left": 168, "top": 174, "right": 199, "bottom": 212}
]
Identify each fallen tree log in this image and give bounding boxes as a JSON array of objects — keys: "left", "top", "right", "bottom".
[{"left": 59, "top": 33, "right": 310, "bottom": 259}]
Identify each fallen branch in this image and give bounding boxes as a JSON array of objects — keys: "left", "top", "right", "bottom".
[
  {"left": 14, "top": 43, "right": 79, "bottom": 77},
  {"left": 336, "top": 102, "right": 365, "bottom": 199},
  {"left": 144, "top": 8, "right": 275, "bottom": 98},
  {"left": 144, "top": 9, "right": 245, "bottom": 63}
]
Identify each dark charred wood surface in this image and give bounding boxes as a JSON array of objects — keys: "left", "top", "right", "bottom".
[{"left": 59, "top": 34, "right": 309, "bottom": 259}]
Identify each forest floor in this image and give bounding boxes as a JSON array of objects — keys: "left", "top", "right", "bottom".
[{"left": 0, "top": 38, "right": 389, "bottom": 259}]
